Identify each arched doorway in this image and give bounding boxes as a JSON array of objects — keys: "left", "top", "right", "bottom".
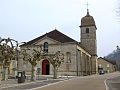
[{"left": 42, "top": 60, "right": 50, "bottom": 75}]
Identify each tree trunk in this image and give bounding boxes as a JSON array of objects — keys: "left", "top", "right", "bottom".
[
  {"left": 2, "top": 66, "right": 5, "bottom": 80},
  {"left": 2, "top": 66, "right": 8, "bottom": 81},
  {"left": 53, "top": 66, "right": 57, "bottom": 79},
  {"left": 31, "top": 65, "right": 35, "bottom": 81}
]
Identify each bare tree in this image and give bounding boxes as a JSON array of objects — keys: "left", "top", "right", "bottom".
[
  {"left": 42, "top": 51, "right": 64, "bottom": 79},
  {"left": 21, "top": 48, "right": 42, "bottom": 81},
  {"left": 0, "top": 38, "right": 15, "bottom": 80},
  {"left": 48, "top": 51, "right": 64, "bottom": 79},
  {"left": 20, "top": 43, "right": 64, "bottom": 80}
]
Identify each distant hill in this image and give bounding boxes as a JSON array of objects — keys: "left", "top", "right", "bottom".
[{"left": 104, "top": 46, "right": 120, "bottom": 70}]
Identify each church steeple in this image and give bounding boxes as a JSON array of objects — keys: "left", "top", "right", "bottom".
[
  {"left": 87, "top": 9, "right": 89, "bottom": 15},
  {"left": 80, "top": 8, "right": 98, "bottom": 74},
  {"left": 80, "top": 8, "right": 97, "bottom": 55},
  {"left": 80, "top": 8, "right": 96, "bottom": 28},
  {"left": 86, "top": 2, "right": 89, "bottom": 15}
]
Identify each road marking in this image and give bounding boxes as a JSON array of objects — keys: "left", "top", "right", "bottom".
[
  {"left": 104, "top": 79, "right": 109, "bottom": 90},
  {"left": 26, "top": 78, "right": 78, "bottom": 90},
  {"left": 104, "top": 74, "right": 120, "bottom": 90},
  {"left": 26, "top": 80, "right": 68, "bottom": 90},
  {"left": 27, "top": 75, "right": 107, "bottom": 90}
]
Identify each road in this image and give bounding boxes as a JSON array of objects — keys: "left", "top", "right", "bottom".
[
  {"left": 0, "top": 72, "right": 120, "bottom": 90},
  {"left": 35, "top": 72, "right": 120, "bottom": 90},
  {"left": 106, "top": 75, "right": 120, "bottom": 90}
]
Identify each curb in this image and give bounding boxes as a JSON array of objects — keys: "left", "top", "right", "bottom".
[
  {"left": 104, "top": 79, "right": 109, "bottom": 90},
  {"left": 104, "top": 74, "right": 120, "bottom": 90},
  {"left": 26, "top": 77, "right": 76, "bottom": 90},
  {"left": 0, "top": 78, "right": 70, "bottom": 89}
]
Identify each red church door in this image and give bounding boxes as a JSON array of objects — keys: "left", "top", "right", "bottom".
[{"left": 42, "top": 60, "right": 50, "bottom": 75}]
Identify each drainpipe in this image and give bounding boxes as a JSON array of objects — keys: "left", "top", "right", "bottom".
[
  {"left": 76, "top": 45, "right": 79, "bottom": 76},
  {"left": 80, "top": 51, "right": 83, "bottom": 76}
]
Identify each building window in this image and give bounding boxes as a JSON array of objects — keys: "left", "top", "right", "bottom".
[
  {"left": 98, "top": 64, "right": 102, "bottom": 68},
  {"left": 107, "top": 64, "right": 110, "bottom": 68},
  {"left": 66, "top": 52, "right": 71, "bottom": 63},
  {"left": 86, "top": 28, "right": 89, "bottom": 33},
  {"left": 44, "top": 42, "right": 48, "bottom": 53}
]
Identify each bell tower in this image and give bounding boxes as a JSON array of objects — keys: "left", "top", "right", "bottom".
[
  {"left": 80, "top": 9, "right": 97, "bottom": 55},
  {"left": 80, "top": 9, "right": 98, "bottom": 74}
]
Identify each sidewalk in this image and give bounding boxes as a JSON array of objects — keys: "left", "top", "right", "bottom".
[
  {"left": 0, "top": 79, "right": 34, "bottom": 89},
  {"left": 0, "top": 75, "right": 72, "bottom": 89},
  {"left": 0, "top": 75, "right": 49, "bottom": 89}
]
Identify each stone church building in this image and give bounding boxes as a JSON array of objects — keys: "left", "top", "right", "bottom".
[{"left": 20, "top": 10, "right": 98, "bottom": 76}]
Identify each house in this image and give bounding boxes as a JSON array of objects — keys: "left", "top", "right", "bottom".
[{"left": 98, "top": 57, "right": 116, "bottom": 74}]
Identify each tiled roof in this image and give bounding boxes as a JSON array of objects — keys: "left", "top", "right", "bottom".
[
  {"left": 21, "top": 29, "right": 76, "bottom": 46},
  {"left": 98, "top": 57, "right": 116, "bottom": 65}
]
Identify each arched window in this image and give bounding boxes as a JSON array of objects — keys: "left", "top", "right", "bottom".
[
  {"left": 66, "top": 52, "right": 71, "bottom": 63},
  {"left": 44, "top": 42, "right": 48, "bottom": 53},
  {"left": 86, "top": 28, "right": 89, "bottom": 33}
]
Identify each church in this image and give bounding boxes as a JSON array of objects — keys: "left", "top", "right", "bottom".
[{"left": 20, "top": 9, "right": 98, "bottom": 76}]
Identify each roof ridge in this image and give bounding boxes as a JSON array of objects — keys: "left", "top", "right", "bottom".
[{"left": 21, "top": 29, "right": 77, "bottom": 46}]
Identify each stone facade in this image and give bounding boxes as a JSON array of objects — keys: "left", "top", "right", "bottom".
[
  {"left": 9, "top": 10, "right": 98, "bottom": 77},
  {"left": 80, "top": 10, "right": 97, "bottom": 74},
  {"left": 20, "top": 38, "right": 93, "bottom": 76},
  {"left": 98, "top": 57, "right": 116, "bottom": 73}
]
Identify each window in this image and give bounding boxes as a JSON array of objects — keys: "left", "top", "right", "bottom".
[
  {"left": 107, "top": 64, "right": 110, "bottom": 68},
  {"left": 44, "top": 42, "right": 48, "bottom": 53},
  {"left": 86, "top": 28, "right": 89, "bottom": 33},
  {"left": 66, "top": 52, "right": 71, "bottom": 63},
  {"left": 98, "top": 64, "right": 102, "bottom": 68}
]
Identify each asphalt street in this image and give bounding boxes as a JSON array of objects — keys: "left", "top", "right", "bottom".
[
  {"left": 106, "top": 76, "right": 120, "bottom": 90},
  {"left": 0, "top": 72, "right": 120, "bottom": 90},
  {"left": 35, "top": 72, "right": 120, "bottom": 90}
]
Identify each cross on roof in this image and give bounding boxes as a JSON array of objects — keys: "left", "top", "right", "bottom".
[
  {"left": 86, "top": 2, "right": 89, "bottom": 10},
  {"left": 86, "top": 2, "right": 90, "bottom": 15}
]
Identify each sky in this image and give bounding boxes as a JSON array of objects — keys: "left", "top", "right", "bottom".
[{"left": 0, "top": 0, "right": 120, "bottom": 57}]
